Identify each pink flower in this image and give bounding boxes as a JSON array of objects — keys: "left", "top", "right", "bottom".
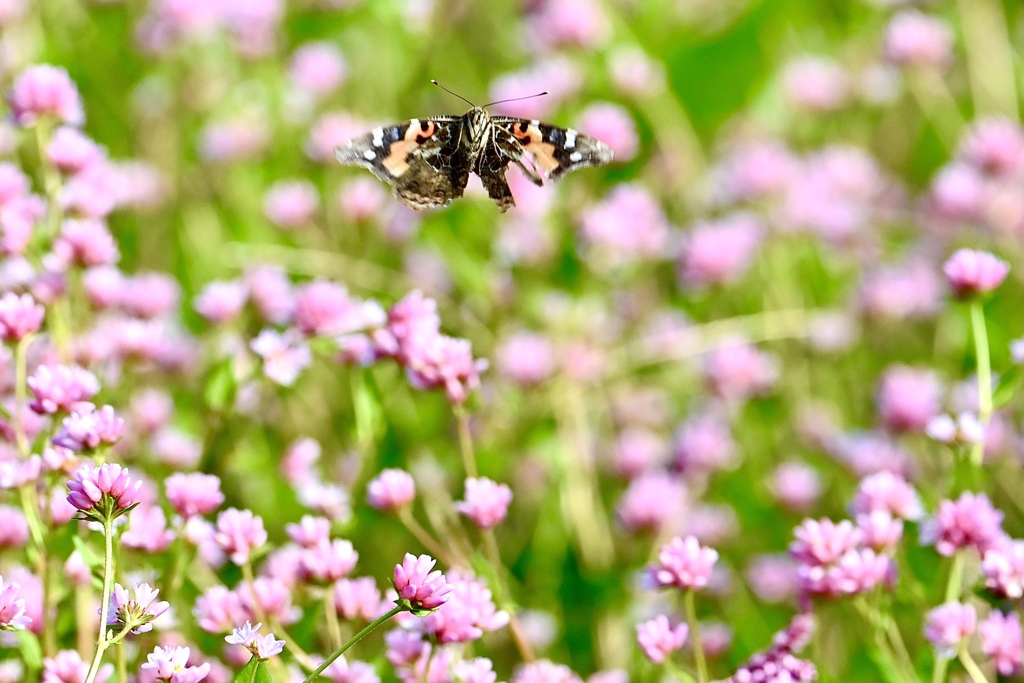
[
  {"left": 0, "top": 292, "right": 44, "bottom": 342},
  {"left": 250, "top": 329, "right": 312, "bottom": 386},
  {"left": 770, "top": 462, "right": 822, "bottom": 512},
  {"left": 924, "top": 602, "right": 976, "bottom": 655},
  {"left": 333, "top": 577, "right": 381, "bottom": 621},
  {"left": 225, "top": 621, "right": 285, "bottom": 660},
  {"left": 512, "top": 660, "right": 583, "bottom": 683},
  {"left": 194, "top": 586, "right": 245, "bottom": 634},
  {"left": 246, "top": 265, "right": 294, "bottom": 325},
  {"left": 453, "top": 659, "right": 498, "bottom": 683},
  {"left": 367, "top": 469, "right": 416, "bottom": 511},
  {"left": 578, "top": 183, "right": 670, "bottom": 263},
  {"left": 455, "top": 477, "right": 513, "bottom": 529},
  {"left": 122, "top": 505, "right": 175, "bottom": 553},
  {"left": 617, "top": 471, "right": 687, "bottom": 532},
  {"left": 418, "top": 570, "right": 509, "bottom": 644},
  {"left": 44, "top": 650, "right": 112, "bottom": 683},
  {"left": 294, "top": 280, "right": 383, "bottom": 336},
  {"left": 47, "top": 127, "right": 105, "bottom": 174},
  {"left": 649, "top": 536, "right": 718, "bottom": 591},
  {"left": 495, "top": 332, "right": 555, "bottom": 386},
  {"left": 336, "top": 177, "right": 389, "bottom": 222},
  {"left": 199, "top": 120, "right": 269, "bottom": 163},
  {"left": 577, "top": 103, "right": 637, "bottom": 162},
  {"left": 141, "top": 646, "right": 211, "bottom": 683},
  {"left": 306, "top": 112, "right": 366, "bottom": 162},
  {"left": 608, "top": 47, "right": 665, "bottom": 96},
  {"left": 165, "top": 473, "right": 224, "bottom": 518},
  {"left": 980, "top": 611, "right": 1023, "bottom": 676},
  {"left": 884, "top": 11, "right": 953, "bottom": 68},
  {"left": 746, "top": 554, "right": 798, "bottom": 604},
  {"left": 0, "top": 575, "right": 30, "bottom": 630},
  {"left": 877, "top": 365, "right": 941, "bottom": 433},
  {"left": 286, "top": 515, "right": 331, "bottom": 548},
  {"left": 849, "top": 471, "right": 923, "bottom": 520},
  {"left": 859, "top": 259, "right": 943, "bottom": 319},
  {"left": 679, "top": 214, "right": 762, "bottom": 290},
  {"left": 264, "top": 180, "right": 319, "bottom": 229},
  {"left": 214, "top": 508, "right": 268, "bottom": 565},
  {"left": 299, "top": 539, "right": 359, "bottom": 583},
  {"left": 921, "top": 492, "right": 1005, "bottom": 556},
  {"left": 960, "top": 117, "right": 1024, "bottom": 176},
  {"left": 525, "top": 0, "right": 609, "bottom": 50},
  {"left": 982, "top": 540, "right": 1024, "bottom": 598},
  {"left": 289, "top": 42, "right": 348, "bottom": 97},
  {"left": 238, "top": 577, "right": 300, "bottom": 626},
  {"left": 704, "top": 339, "right": 778, "bottom": 400},
  {"left": 28, "top": 364, "right": 99, "bottom": 414},
  {"left": 119, "top": 272, "right": 180, "bottom": 319},
  {"left": 107, "top": 582, "right": 170, "bottom": 634},
  {"left": 672, "top": 412, "right": 735, "bottom": 475},
  {"left": 66, "top": 463, "right": 142, "bottom": 520},
  {"left": 1, "top": 194, "right": 44, "bottom": 255},
  {"left": 54, "top": 218, "right": 119, "bottom": 267},
  {"left": 782, "top": 56, "right": 850, "bottom": 112},
  {"left": 194, "top": 280, "right": 247, "bottom": 323},
  {"left": 943, "top": 249, "right": 1010, "bottom": 299},
  {"left": 819, "top": 548, "right": 891, "bottom": 596},
  {"left": 856, "top": 511, "right": 903, "bottom": 550},
  {"left": 636, "top": 615, "right": 688, "bottom": 664},
  {"left": 393, "top": 553, "right": 453, "bottom": 612},
  {"left": 322, "top": 656, "right": 380, "bottom": 683},
  {"left": 52, "top": 404, "right": 124, "bottom": 452},
  {"left": 7, "top": 64, "right": 84, "bottom": 126},
  {"left": 790, "top": 519, "right": 862, "bottom": 566},
  {"left": 0, "top": 506, "right": 29, "bottom": 548},
  {"left": 611, "top": 428, "right": 666, "bottom": 478}
]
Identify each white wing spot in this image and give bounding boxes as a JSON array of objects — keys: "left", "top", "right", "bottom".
[
  {"left": 372, "top": 128, "right": 384, "bottom": 147},
  {"left": 363, "top": 150, "right": 376, "bottom": 160},
  {"left": 569, "top": 151, "right": 583, "bottom": 163},
  {"left": 530, "top": 120, "right": 540, "bottom": 128},
  {"left": 565, "top": 129, "right": 577, "bottom": 149}
]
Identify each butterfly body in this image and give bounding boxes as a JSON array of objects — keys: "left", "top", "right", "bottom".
[{"left": 334, "top": 107, "right": 613, "bottom": 212}]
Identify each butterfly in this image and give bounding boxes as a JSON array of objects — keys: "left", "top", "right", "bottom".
[{"left": 333, "top": 82, "right": 614, "bottom": 212}]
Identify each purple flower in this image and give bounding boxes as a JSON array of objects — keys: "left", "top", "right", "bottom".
[
  {"left": 924, "top": 602, "right": 976, "bottom": 655},
  {"left": 333, "top": 577, "right": 381, "bottom": 621},
  {"left": 679, "top": 214, "right": 762, "bottom": 290},
  {"left": 214, "top": 508, "right": 268, "bottom": 565},
  {"left": 107, "top": 582, "right": 170, "bottom": 634},
  {"left": 943, "top": 249, "right": 1010, "bottom": 299},
  {"left": 52, "top": 404, "right": 124, "bottom": 452},
  {"left": 921, "top": 492, "right": 1005, "bottom": 556},
  {"left": 367, "top": 469, "right": 416, "bottom": 511},
  {"left": 672, "top": 411, "right": 736, "bottom": 475},
  {"left": 980, "top": 611, "right": 1023, "bottom": 676},
  {"left": 66, "top": 463, "right": 142, "bottom": 521},
  {"left": 226, "top": 621, "right": 286, "bottom": 660},
  {"left": 28, "top": 364, "right": 99, "bottom": 414},
  {"left": 877, "top": 365, "right": 941, "bottom": 433},
  {"left": 720, "top": 614, "right": 816, "bottom": 683},
  {"left": 649, "top": 536, "right": 719, "bottom": 591},
  {"left": 393, "top": 553, "right": 453, "bottom": 613},
  {"left": 982, "top": 540, "right": 1024, "bottom": 598},
  {"left": 611, "top": 428, "right": 666, "bottom": 478},
  {"left": 7, "top": 64, "right": 84, "bottom": 126},
  {"left": 746, "top": 554, "right": 799, "bottom": 604},
  {"left": 165, "top": 473, "right": 224, "bottom": 518},
  {"left": 0, "top": 575, "right": 30, "bottom": 630},
  {"left": 250, "top": 328, "right": 312, "bottom": 386},
  {"left": 194, "top": 280, "right": 247, "bottom": 323},
  {"left": 455, "top": 477, "right": 513, "bottom": 529},
  {"left": 0, "top": 292, "right": 43, "bottom": 342},
  {"left": 636, "top": 615, "right": 688, "bottom": 664},
  {"left": 289, "top": 42, "right": 348, "bottom": 97},
  {"left": 264, "top": 180, "right": 320, "bottom": 229},
  {"left": 141, "top": 646, "right": 211, "bottom": 683},
  {"left": 884, "top": 11, "right": 953, "bottom": 68}
]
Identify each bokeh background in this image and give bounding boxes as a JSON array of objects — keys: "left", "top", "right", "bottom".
[{"left": 3, "top": 0, "right": 1024, "bottom": 681}]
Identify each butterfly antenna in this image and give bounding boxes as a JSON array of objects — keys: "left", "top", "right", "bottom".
[
  {"left": 431, "top": 80, "right": 476, "bottom": 107},
  {"left": 482, "top": 91, "right": 549, "bottom": 108}
]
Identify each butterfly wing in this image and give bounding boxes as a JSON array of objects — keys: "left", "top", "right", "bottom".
[
  {"left": 334, "top": 117, "right": 470, "bottom": 210},
  {"left": 489, "top": 118, "right": 614, "bottom": 183}
]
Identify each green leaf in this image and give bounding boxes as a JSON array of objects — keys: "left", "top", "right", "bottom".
[
  {"left": 17, "top": 630, "right": 43, "bottom": 670},
  {"left": 204, "top": 357, "right": 238, "bottom": 411},
  {"left": 72, "top": 536, "right": 103, "bottom": 568},
  {"left": 233, "top": 657, "right": 275, "bottom": 683},
  {"left": 992, "top": 366, "right": 1023, "bottom": 410}
]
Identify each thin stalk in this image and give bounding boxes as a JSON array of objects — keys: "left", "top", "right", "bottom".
[
  {"left": 117, "top": 641, "right": 127, "bottom": 683},
  {"left": 13, "top": 334, "right": 32, "bottom": 456},
  {"left": 324, "top": 592, "right": 343, "bottom": 651},
  {"left": 453, "top": 405, "right": 478, "bottom": 478},
  {"left": 969, "top": 302, "right": 992, "bottom": 466},
  {"left": 241, "top": 562, "right": 269, "bottom": 626},
  {"left": 397, "top": 507, "right": 455, "bottom": 566},
  {"left": 84, "top": 519, "right": 115, "bottom": 683},
  {"left": 958, "top": 648, "right": 991, "bottom": 683},
  {"left": 270, "top": 617, "right": 317, "bottom": 671},
  {"left": 932, "top": 552, "right": 966, "bottom": 683},
  {"left": 302, "top": 605, "right": 402, "bottom": 683},
  {"left": 683, "top": 590, "right": 708, "bottom": 683},
  {"left": 482, "top": 528, "right": 535, "bottom": 662}
]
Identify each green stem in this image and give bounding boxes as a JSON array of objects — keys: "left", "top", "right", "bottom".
[
  {"left": 969, "top": 302, "right": 992, "bottom": 466},
  {"left": 958, "top": 648, "right": 991, "bottom": 683},
  {"left": 302, "top": 605, "right": 402, "bottom": 682},
  {"left": 932, "top": 552, "right": 966, "bottom": 683},
  {"left": 84, "top": 519, "right": 115, "bottom": 683},
  {"left": 324, "top": 592, "right": 343, "bottom": 651},
  {"left": 397, "top": 507, "right": 454, "bottom": 566},
  {"left": 482, "top": 528, "right": 535, "bottom": 662},
  {"left": 453, "top": 405, "right": 478, "bottom": 478},
  {"left": 683, "top": 590, "right": 708, "bottom": 683},
  {"left": 13, "top": 334, "right": 32, "bottom": 456}
]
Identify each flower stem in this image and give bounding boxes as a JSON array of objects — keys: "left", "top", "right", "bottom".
[
  {"left": 453, "top": 405, "right": 478, "bottom": 478},
  {"left": 683, "top": 590, "right": 708, "bottom": 683},
  {"left": 932, "top": 552, "right": 966, "bottom": 683},
  {"left": 324, "top": 592, "right": 343, "bottom": 651},
  {"left": 482, "top": 528, "right": 535, "bottom": 662},
  {"left": 397, "top": 507, "right": 454, "bottom": 566},
  {"left": 13, "top": 334, "right": 32, "bottom": 456},
  {"left": 302, "top": 605, "right": 402, "bottom": 683},
  {"left": 84, "top": 519, "right": 115, "bottom": 683},
  {"left": 969, "top": 301, "right": 992, "bottom": 466},
  {"left": 958, "top": 647, "right": 991, "bottom": 683}
]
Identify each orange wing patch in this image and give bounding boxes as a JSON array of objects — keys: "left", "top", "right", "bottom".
[
  {"left": 383, "top": 120, "right": 437, "bottom": 177},
  {"left": 512, "top": 122, "right": 559, "bottom": 174}
]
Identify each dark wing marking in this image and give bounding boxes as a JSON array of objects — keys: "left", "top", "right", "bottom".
[
  {"left": 334, "top": 117, "right": 470, "bottom": 210},
  {"left": 491, "top": 118, "right": 614, "bottom": 182},
  {"left": 475, "top": 123, "right": 520, "bottom": 212}
]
